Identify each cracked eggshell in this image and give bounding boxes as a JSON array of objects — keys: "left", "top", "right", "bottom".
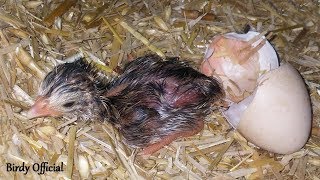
[
  {"left": 201, "top": 31, "right": 279, "bottom": 103},
  {"left": 224, "top": 64, "right": 312, "bottom": 154}
]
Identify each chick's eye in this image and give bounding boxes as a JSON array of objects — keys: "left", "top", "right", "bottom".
[{"left": 63, "top": 101, "right": 75, "bottom": 108}]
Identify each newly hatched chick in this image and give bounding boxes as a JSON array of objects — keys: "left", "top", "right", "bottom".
[
  {"left": 28, "top": 55, "right": 223, "bottom": 154},
  {"left": 27, "top": 59, "right": 104, "bottom": 120}
]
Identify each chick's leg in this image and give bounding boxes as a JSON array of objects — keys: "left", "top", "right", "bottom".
[{"left": 141, "top": 120, "right": 204, "bottom": 155}]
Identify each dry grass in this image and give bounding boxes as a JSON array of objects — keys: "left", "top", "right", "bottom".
[{"left": 0, "top": 0, "right": 319, "bottom": 179}]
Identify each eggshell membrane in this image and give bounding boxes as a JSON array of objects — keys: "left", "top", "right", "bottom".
[
  {"left": 223, "top": 32, "right": 279, "bottom": 73},
  {"left": 201, "top": 31, "right": 279, "bottom": 102},
  {"left": 226, "top": 64, "right": 311, "bottom": 154}
]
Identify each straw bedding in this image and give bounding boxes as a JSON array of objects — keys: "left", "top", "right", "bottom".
[{"left": 0, "top": 0, "right": 319, "bottom": 179}]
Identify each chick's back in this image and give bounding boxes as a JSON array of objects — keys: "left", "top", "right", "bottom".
[{"left": 105, "top": 55, "right": 223, "bottom": 147}]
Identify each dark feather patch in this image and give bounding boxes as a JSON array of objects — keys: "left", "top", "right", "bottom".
[
  {"left": 104, "top": 54, "right": 223, "bottom": 147},
  {"left": 38, "top": 55, "right": 223, "bottom": 148}
]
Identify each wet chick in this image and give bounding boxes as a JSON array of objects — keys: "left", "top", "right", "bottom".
[
  {"left": 28, "top": 55, "right": 223, "bottom": 154},
  {"left": 27, "top": 59, "right": 104, "bottom": 120}
]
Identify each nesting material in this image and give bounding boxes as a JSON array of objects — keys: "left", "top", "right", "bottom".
[{"left": 0, "top": 0, "right": 319, "bottom": 179}]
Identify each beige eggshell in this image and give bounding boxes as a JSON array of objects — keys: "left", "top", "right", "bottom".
[
  {"left": 201, "top": 31, "right": 279, "bottom": 103},
  {"left": 226, "top": 64, "right": 312, "bottom": 154}
]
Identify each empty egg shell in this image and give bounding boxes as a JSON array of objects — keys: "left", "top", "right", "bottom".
[
  {"left": 224, "top": 64, "right": 312, "bottom": 154},
  {"left": 201, "top": 31, "right": 279, "bottom": 103}
]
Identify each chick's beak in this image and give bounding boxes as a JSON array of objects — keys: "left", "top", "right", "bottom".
[{"left": 27, "top": 97, "right": 61, "bottom": 119}]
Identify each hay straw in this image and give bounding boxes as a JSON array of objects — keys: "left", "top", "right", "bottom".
[
  {"left": 154, "top": 16, "right": 169, "bottom": 32},
  {"left": 174, "top": 146, "right": 202, "bottom": 180},
  {"left": 102, "top": 18, "right": 123, "bottom": 44},
  {"left": 227, "top": 168, "right": 257, "bottom": 178},
  {"left": 209, "top": 138, "right": 234, "bottom": 170},
  {"left": 0, "top": 0, "right": 319, "bottom": 179},
  {"left": 0, "top": 39, "right": 30, "bottom": 55},
  {"left": 120, "top": 21, "right": 165, "bottom": 58},
  {"left": 83, "top": 133, "right": 113, "bottom": 153},
  {"left": 43, "top": 0, "right": 77, "bottom": 26},
  {"left": 0, "top": 10, "right": 26, "bottom": 28},
  {"left": 15, "top": 47, "right": 46, "bottom": 79},
  {"left": 66, "top": 126, "right": 77, "bottom": 179},
  {"left": 78, "top": 155, "right": 90, "bottom": 178}
]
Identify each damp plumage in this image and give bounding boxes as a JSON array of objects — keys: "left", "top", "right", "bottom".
[{"left": 28, "top": 55, "right": 223, "bottom": 154}]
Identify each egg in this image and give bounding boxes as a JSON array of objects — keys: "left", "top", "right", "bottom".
[
  {"left": 201, "top": 31, "right": 279, "bottom": 103},
  {"left": 201, "top": 31, "right": 312, "bottom": 154},
  {"left": 224, "top": 64, "right": 312, "bottom": 154}
]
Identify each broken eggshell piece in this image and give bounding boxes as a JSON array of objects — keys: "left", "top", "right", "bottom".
[
  {"left": 201, "top": 31, "right": 279, "bottom": 103},
  {"left": 224, "top": 64, "right": 312, "bottom": 154},
  {"left": 201, "top": 31, "right": 311, "bottom": 154}
]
